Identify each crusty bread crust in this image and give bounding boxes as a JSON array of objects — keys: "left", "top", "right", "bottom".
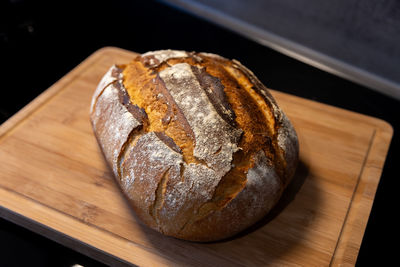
[{"left": 90, "top": 50, "right": 299, "bottom": 241}]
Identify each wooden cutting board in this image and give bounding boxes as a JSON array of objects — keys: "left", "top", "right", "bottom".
[{"left": 0, "top": 47, "right": 393, "bottom": 266}]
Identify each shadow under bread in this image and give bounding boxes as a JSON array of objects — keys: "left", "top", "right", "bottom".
[{"left": 217, "top": 159, "right": 311, "bottom": 242}]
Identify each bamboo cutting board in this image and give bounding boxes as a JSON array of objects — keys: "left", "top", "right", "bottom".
[{"left": 0, "top": 47, "right": 393, "bottom": 266}]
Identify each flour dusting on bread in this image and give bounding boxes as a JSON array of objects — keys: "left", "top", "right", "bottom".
[{"left": 90, "top": 50, "right": 299, "bottom": 241}]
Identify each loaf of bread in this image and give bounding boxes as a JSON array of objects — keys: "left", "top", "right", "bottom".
[{"left": 90, "top": 50, "right": 299, "bottom": 241}]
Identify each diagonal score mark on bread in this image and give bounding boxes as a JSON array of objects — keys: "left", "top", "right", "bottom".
[
  {"left": 122, "top": 58, "right": 198, "bottom": 165},
  {"left": 158, "top": 62, "right": 242, "bottom": 176},
  {"left": 90, "top": 50, "right": 299, "bottom": 241},
  {"left": 149, "top": 166, "right": 171, "bottom": 232}
]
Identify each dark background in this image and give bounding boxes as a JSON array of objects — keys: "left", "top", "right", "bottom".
[
  {"left": 164, "top": 0, "right": 400, "bottom": 98},
  {"left": 1, "top": 0, "right": 398, "bottom": 266}
]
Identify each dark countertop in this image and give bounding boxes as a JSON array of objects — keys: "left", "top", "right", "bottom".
[
  {"left": 1, "top": 0, "right": 398, "bottom": 266},
  {"left": 162, "top": 0, "right": 400, "bottom": 99}
]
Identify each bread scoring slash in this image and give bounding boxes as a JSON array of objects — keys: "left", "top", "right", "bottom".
[{"left": 90, "top": 50, "right": 299, "bottom": 241}]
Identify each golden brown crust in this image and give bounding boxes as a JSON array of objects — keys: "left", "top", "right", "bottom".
[{"left": 90, "top": 50, "right": 299, "bottom": 241}]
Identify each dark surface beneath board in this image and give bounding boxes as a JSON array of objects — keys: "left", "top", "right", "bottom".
[
  {"left": 1, "top": 0, "right": 398, "bottom": 266},
  {"left": 162, "top": 0, "right": 400, "bottom": 99}
]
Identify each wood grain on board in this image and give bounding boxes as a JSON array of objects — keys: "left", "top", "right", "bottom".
[{"left": 0, "top": 47, "right": 393, "bottom": 266}]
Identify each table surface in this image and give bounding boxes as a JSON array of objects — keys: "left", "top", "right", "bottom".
[
  {"left": 1, "top": 0, "right": 399, "bottom": 266},
  {"left": 163, "top": 0, "right": 400, "bottom": 99}
]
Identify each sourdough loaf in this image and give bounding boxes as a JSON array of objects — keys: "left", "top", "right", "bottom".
[{"left": 90, "top": 50, "right": 299, "bottom": 241}]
